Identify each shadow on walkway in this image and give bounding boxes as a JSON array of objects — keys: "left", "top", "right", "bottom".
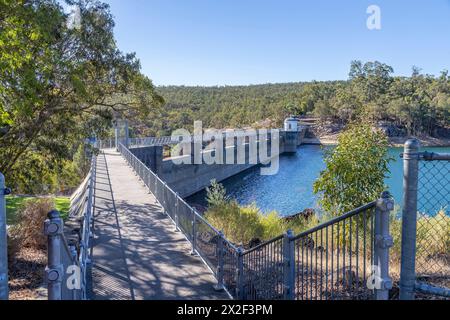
[{"left": 89, "top": 150, "right": 229, "bottom": 300}]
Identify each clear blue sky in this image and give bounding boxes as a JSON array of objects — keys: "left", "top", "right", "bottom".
[{"left": 103, "top": 0, "right": 450, "bottom": 86}]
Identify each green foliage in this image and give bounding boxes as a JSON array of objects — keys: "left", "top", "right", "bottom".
[
  {"left": 389, "top": 209, "right": 449, "bottom": 275},
  {"left": 8, "top": 197, "right": 54, "bottom": 250},
  {"left": 0, "top": 0, "right": 163, "bottom": 187},
  {"left": 416, "top": 210, "right": 450, "bottom": 260},
  {"left": 154, "top": 61, "right": 449, "bottom": 138},
  {"left": 313, "top": 123, "right": 392, "bottom": 216},
  {"left": 205, "top": 181, "right": 318, "bottom": 245},
  {"left": 205, "top": 179, "right": 228, "bottom": 208},
  {"left": 6, "top": 196, "right": 71, "bottom": 224},
  {"left": 205, "top": 201, "right": 262, "bottom": 245}
]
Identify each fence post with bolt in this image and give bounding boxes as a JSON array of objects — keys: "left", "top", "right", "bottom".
[
  {"left": 44, "top": 210, "right": 64, "bottom": 300},
  {"left": 0, "top": 173, "right": 11, "bottom": 300},
  {"left": 400, "top": 139, "right": 420, "bottom": 300},
  {"left": 214, "top": 232, "right": 225, "bottom": 291},
  {"left": 283, "top": 230, "right": 295, "bottom": 300},
  {"left": 374, "top": 191, "right": 394, "bottom": 300}
]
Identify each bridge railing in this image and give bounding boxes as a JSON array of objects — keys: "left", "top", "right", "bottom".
[
  {"left": 238, "top": 196, "right": 394, "bottom": 301},
  {"left": 44, "top": 155, "right": 96, "bottom": 300},
  {"left": 118, "top": 143, "right": 240, "bottom": 298},
  {"left": 118, "top": 142, "right": 394, "bottom": 300},
  {"left": 292, "top": 201, "right": 381, "bottom": 300}
]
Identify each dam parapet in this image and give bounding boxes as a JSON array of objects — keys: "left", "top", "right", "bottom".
[{"left": 129, "top": 128, "right": 305, "bottom": 197}]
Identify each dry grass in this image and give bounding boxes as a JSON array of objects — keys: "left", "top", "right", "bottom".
[
  {"left": 7, "top": 198, "right": 54, "bottom": 300},
  {"left": 8, "top": 247, "right": 47, "bottom": 300}
]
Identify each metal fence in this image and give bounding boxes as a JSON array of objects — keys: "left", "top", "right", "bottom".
[
  {"left": 0, "top": 173, "right": 11, "bottom": 300},
  {"left": 117, "top": 142, "right": 393, "bottom": 300},
  {"left": 44, "top": 155, "right": 97, "bottom": 300},
  {"left": 293, "top": 202, "right": 382, "bottom": 300},
  {"left": 400, "top": 139, "right": 450, "bottom": 299},
  {"left": 118, "top": 143, "right": 240, "bottom": 298}
]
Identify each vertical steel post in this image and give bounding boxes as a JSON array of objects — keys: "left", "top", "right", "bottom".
[
  {"left": 69, "top": 245, "right": 78, "bottom": 300},
  {"left": 190, "top": 209, "right": 197, "bottom": 256},
  {"left": 374, "top": 191, "right": 394, "bottom": 300},
  {"left": 236, "top": 247, "right": 244, "bottom": 300},
  {"left": 124, "top": 120, "right": 129, "bottom": 149},
  {"left": 114, "top": 125, "right": 119, "bottom": 152},
  {"left": 175, "top": 194, "right": 180, "bottom": 232},
  {"left": 44, "top": 210, "right": 64, "bottom": 300},
  {"left": 214, "top": 232, "right": 225, "bottom": 291},
  {"left": 283, "top": 230, "right": 295, "bottom": 300},
  {"left": 400, "top": 139, "right": 420, "bottom": 300},
  {"left": 0, "top": 173, "right": 9, "bottom": 300}
]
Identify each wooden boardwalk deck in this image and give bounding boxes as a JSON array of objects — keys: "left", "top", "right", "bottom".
[{"left": 89, "top": 150, "right": 229, "bottom": 300}]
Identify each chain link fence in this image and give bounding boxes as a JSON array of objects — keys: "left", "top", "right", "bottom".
[
  {"left": 416, "top": 154, "right": 450, "bottom": 292},
  {"left": 400, "top": 141, "right": 450, "bottom": 300}
]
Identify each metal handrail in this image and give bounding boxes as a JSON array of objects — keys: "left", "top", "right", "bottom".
[
  {"left": 117, "top": 142, "right": 391, "bottom": 300},
  {"left": 421, "top": 152, "right": 450, "bottom": 161},
  {"left": 118, "top": 143, "right": 239, "bottom": 252},
  {"left": 45, "top": 154, "right": 97, "bottom": 300},
  {"left": 400, "top": 151, "right": 450, "bottom": 161},
  {"left": 243, "top": 235, "right": 284, "bottom": 255}
]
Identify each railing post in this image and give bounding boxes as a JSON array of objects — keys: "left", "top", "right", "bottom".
[
  {"left": 190, "top": 209, "right": 197, "bottom": 256},
  {"left": 69, "top": 244, "right": 79, "bottom": 300},
  {"left": 124, "top": 120, "right": 129, "bottom": 149},
  {"left": 374, "top": 191, "right": 394, "bottom": 300},
  {"left": 214, "top": 232, "right": 225, "bottom": 291},
  {"left": 115, "top": 126, "right": 119, "bottom": 152},
  {"left": 400, "top": 139, "right": 420, "bottom": 300},
  {"left": 283, "top": 230, "right": 295, "bottom": 300},
  {"left": 0, "top": 173, "right": 10, "bottom": 300},
  {"left": 44, "top": 210, "right": 64, "bottom": 300},
  {"left": 162, "top": 182, "right": 168, "bottom": 212},
  {"left": 236, "top": 247, "right": 244, "bottom": 300},
  {"left": 175, "top": 194, "right": 180, "bottom": 232}
]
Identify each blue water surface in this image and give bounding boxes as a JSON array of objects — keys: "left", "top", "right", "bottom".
[{"left": 188, "top": 145, "right": 450, "bottom": 216}]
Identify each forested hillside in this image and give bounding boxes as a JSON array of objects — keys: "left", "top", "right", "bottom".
[{"left": 150, "top": 61, "right": 449, "bottom": 138}]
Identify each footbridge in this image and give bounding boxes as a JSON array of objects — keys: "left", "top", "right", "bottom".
[{"left": 36, "top": 138, "right": 450, "bottom": 301}]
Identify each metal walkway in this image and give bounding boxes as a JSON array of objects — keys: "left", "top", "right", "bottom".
[{"left": 89, "top": 150, "right": 228, "bottom": 300}]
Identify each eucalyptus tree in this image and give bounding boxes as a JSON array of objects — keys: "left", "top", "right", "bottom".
[
  {"left": 313, "top": 123, "right": 392, "bottom": 216},
  {"left": 0, "top": 0, "right": 163, "bottom": 177}
]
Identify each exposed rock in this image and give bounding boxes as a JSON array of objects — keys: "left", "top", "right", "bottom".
[
  {"left": 248, "top": 238, "right": 262, "bottom": 249},
  {"left": 299, "top": 236, "right": 315, "bottom": 249},
  {"left": 283, "top": 208, "right": 316, "bottom": 222},
  {"left": 191, "top": 203, "right": 207, "bottom": 214}
]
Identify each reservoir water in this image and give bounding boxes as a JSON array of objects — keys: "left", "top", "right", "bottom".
[{"left": 187, "top": 145, "right": 450, "bottom": 216}]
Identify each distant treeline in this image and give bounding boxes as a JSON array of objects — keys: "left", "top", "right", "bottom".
[{"left": 148, "top": 61, "right": 449, "bottom": 137}]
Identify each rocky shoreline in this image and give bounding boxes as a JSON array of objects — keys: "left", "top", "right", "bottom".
[
  {"left": 315, "top": 133, "right": 450, "bottom": 147},
  {"left": 304, "top": 120, "right": 450, "bottom": 147}
]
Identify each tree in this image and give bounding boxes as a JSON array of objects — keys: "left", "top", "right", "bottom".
[
  {"left": 0, "top": 0, "right": 163, "bottom": 188},
  {"left": 313, "top": 123, "right": 392, "bottom": 216}
]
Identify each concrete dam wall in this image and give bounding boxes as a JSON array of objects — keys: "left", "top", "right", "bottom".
[{"left": 130, "top": 129, "right": 306, "bottom": 198}]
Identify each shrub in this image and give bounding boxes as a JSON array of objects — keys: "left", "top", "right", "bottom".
[
  {"left": 205, "top": 181, "right": 322, "bottom": 245},
  {"left": 205, "top": 201, "right": 263, "bottom": 245},
  {"left": 260, "top": 211, "right": 286, "bottom": 240},
  {"left": 8, "top": 198, "right": 54, "bottom": 250},
  {"left": 206, "top": 179, "right": 228, "bottom": 208},
  {"left": 313, "top": 122, "right": 392, "bottom": 216},
  {"left": 416, "top": 210, "right": 450, "bottom": 258}
]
